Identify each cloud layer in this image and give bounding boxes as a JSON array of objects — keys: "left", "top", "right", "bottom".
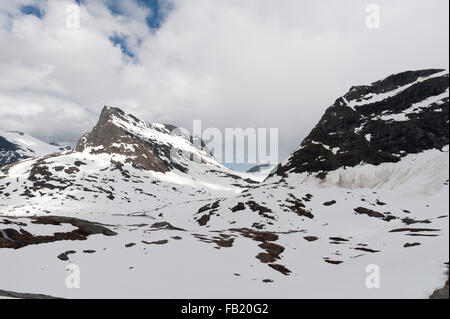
[{"left": 0, "top": 0, "right": 449, "bottom": 162}]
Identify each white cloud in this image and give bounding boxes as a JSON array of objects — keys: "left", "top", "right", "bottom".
[{"left": 0, "top": 0, "right": 448, "bottom": 161}]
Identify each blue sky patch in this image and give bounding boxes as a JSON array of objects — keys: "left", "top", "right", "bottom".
[
  {"left": 105, "top": 0, "right": 123, "bottom": 16},
  {"left": 20, "top": 5, "right": 44, "bottom": 19},
  {"left": 137, "top": 0, "right": 172, "bottom": 30},
  {"left": 109, "top": 34, "right": 135, "bottom": 58},
  {"left": 103, "top": 0, "right": 172, "bottom": 30}
]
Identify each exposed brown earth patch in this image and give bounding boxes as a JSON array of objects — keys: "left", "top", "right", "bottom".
[
  {"left": 142, "top": 239, "right": 169, "bottom": 245},
  {"left": 353, "top": 247, "right": 380, "bottom": 253},
  {"left": 150, "top": 222, "right": 185, "bottom": 231},
  {"left": 196, "top": 201, "right": 221, "bottom": 226},
  {"left": 403, "top": 242, "right": 421, "bottom": 248},
  {"left": 229, "top": 228, "right": 279, "bottom": 242},
  {"left": 256, "top": 242, "right": 285, "bottom": 264},
  {"left": 401, "top": 217, "right": 431, "bottom": 225},
  {"left": 0, "top": 219, "right": 27, "bottom": 226},
  {"left": 197, "top": 201, "right": 221, "bottom": 214},
  {"left": 246, "top": 201, "right": 275, "bottom": 220},
  {"left": 389, "top": 228, "right": 440, "bottom": 233},
  {"left": 354, "top": 207, "right": 397, "bottom": 222},
  {"left": 268, "top": 263, "right": 291, "bottom": 275},
  {"left": 256, "top": 253, "right": 277, "bottom": 263},
  {"left": 0, "top": 216, "right": 117, "bottom": 249},
  {"left": 282, "top": 194, "right": 314, "bottom": 219},
  {"left": 57, "top": 250, "right": 76, "bottom": 261},
  {"left": 329, "top": 237, "right": 349, "bottom": 242},
  {"left": 251, "top": 223, "right": 265, "bottom": 230},
  {"left": 324, "top": 259, "right": 343, "bottom": 265},
  {"left": 230, "top": 202, "right": 246, "bottom": 212},
  {"left": 193, "top": 233, "right": 235, "bottom": 249}
]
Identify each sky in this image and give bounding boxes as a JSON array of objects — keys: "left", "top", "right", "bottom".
[{"left": 0, "top": 0, "right": 449, "bottom": 167}]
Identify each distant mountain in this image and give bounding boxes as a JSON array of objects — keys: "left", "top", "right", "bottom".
[
  {"left": 247, "top": 163, "right": 274, "bottom": 173},
  {"left": 0, "top": 131, "right": 63, "bottom": 167},
  {"left": 50, "top": 142, "right": 72, "bottom": 151}
]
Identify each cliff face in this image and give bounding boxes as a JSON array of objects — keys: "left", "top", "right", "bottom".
[
  {"left": 273, "top": 69, "right": 449, "bottom": 178},
  {"left": 75, "top": 107, "right": 170, "bottom": 172}
]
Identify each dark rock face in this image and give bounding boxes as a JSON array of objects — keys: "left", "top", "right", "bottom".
[
  {"left": 0, "top": 135, "right": 27, "bottom": 167},
  {"left": 273, "top": 69, "right": 449, "bottom": 178}
]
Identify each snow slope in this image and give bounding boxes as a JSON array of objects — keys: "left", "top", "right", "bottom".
[{"left": 0, "top": 148, "right": 447, "bottom": 298}]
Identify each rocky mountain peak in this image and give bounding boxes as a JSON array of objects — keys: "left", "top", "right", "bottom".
[
  {"left": 273, "top": 69, "right": 449, "bottom": 179},
  {"left": 75, "top": 106, "right": 216, "bottom": 173},
  {"left": 344, "top": 69, "right": 445, "bottom": 102}
]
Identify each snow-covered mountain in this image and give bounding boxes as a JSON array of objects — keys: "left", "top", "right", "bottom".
[
  {"left": 0, "top": 69, "right": 448, "bottom": 299},
  {"left": 272, "top": 69, "right": 449, "bottom": 178},
  {"left": 0, "top": 106, "right": 257, "bottom": 216},
  {"left": 75, "top": 106, "right": 220, "bottom": 173},
  {"left": 0, "top": 131, "right": 64, "bottom": 168}
]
